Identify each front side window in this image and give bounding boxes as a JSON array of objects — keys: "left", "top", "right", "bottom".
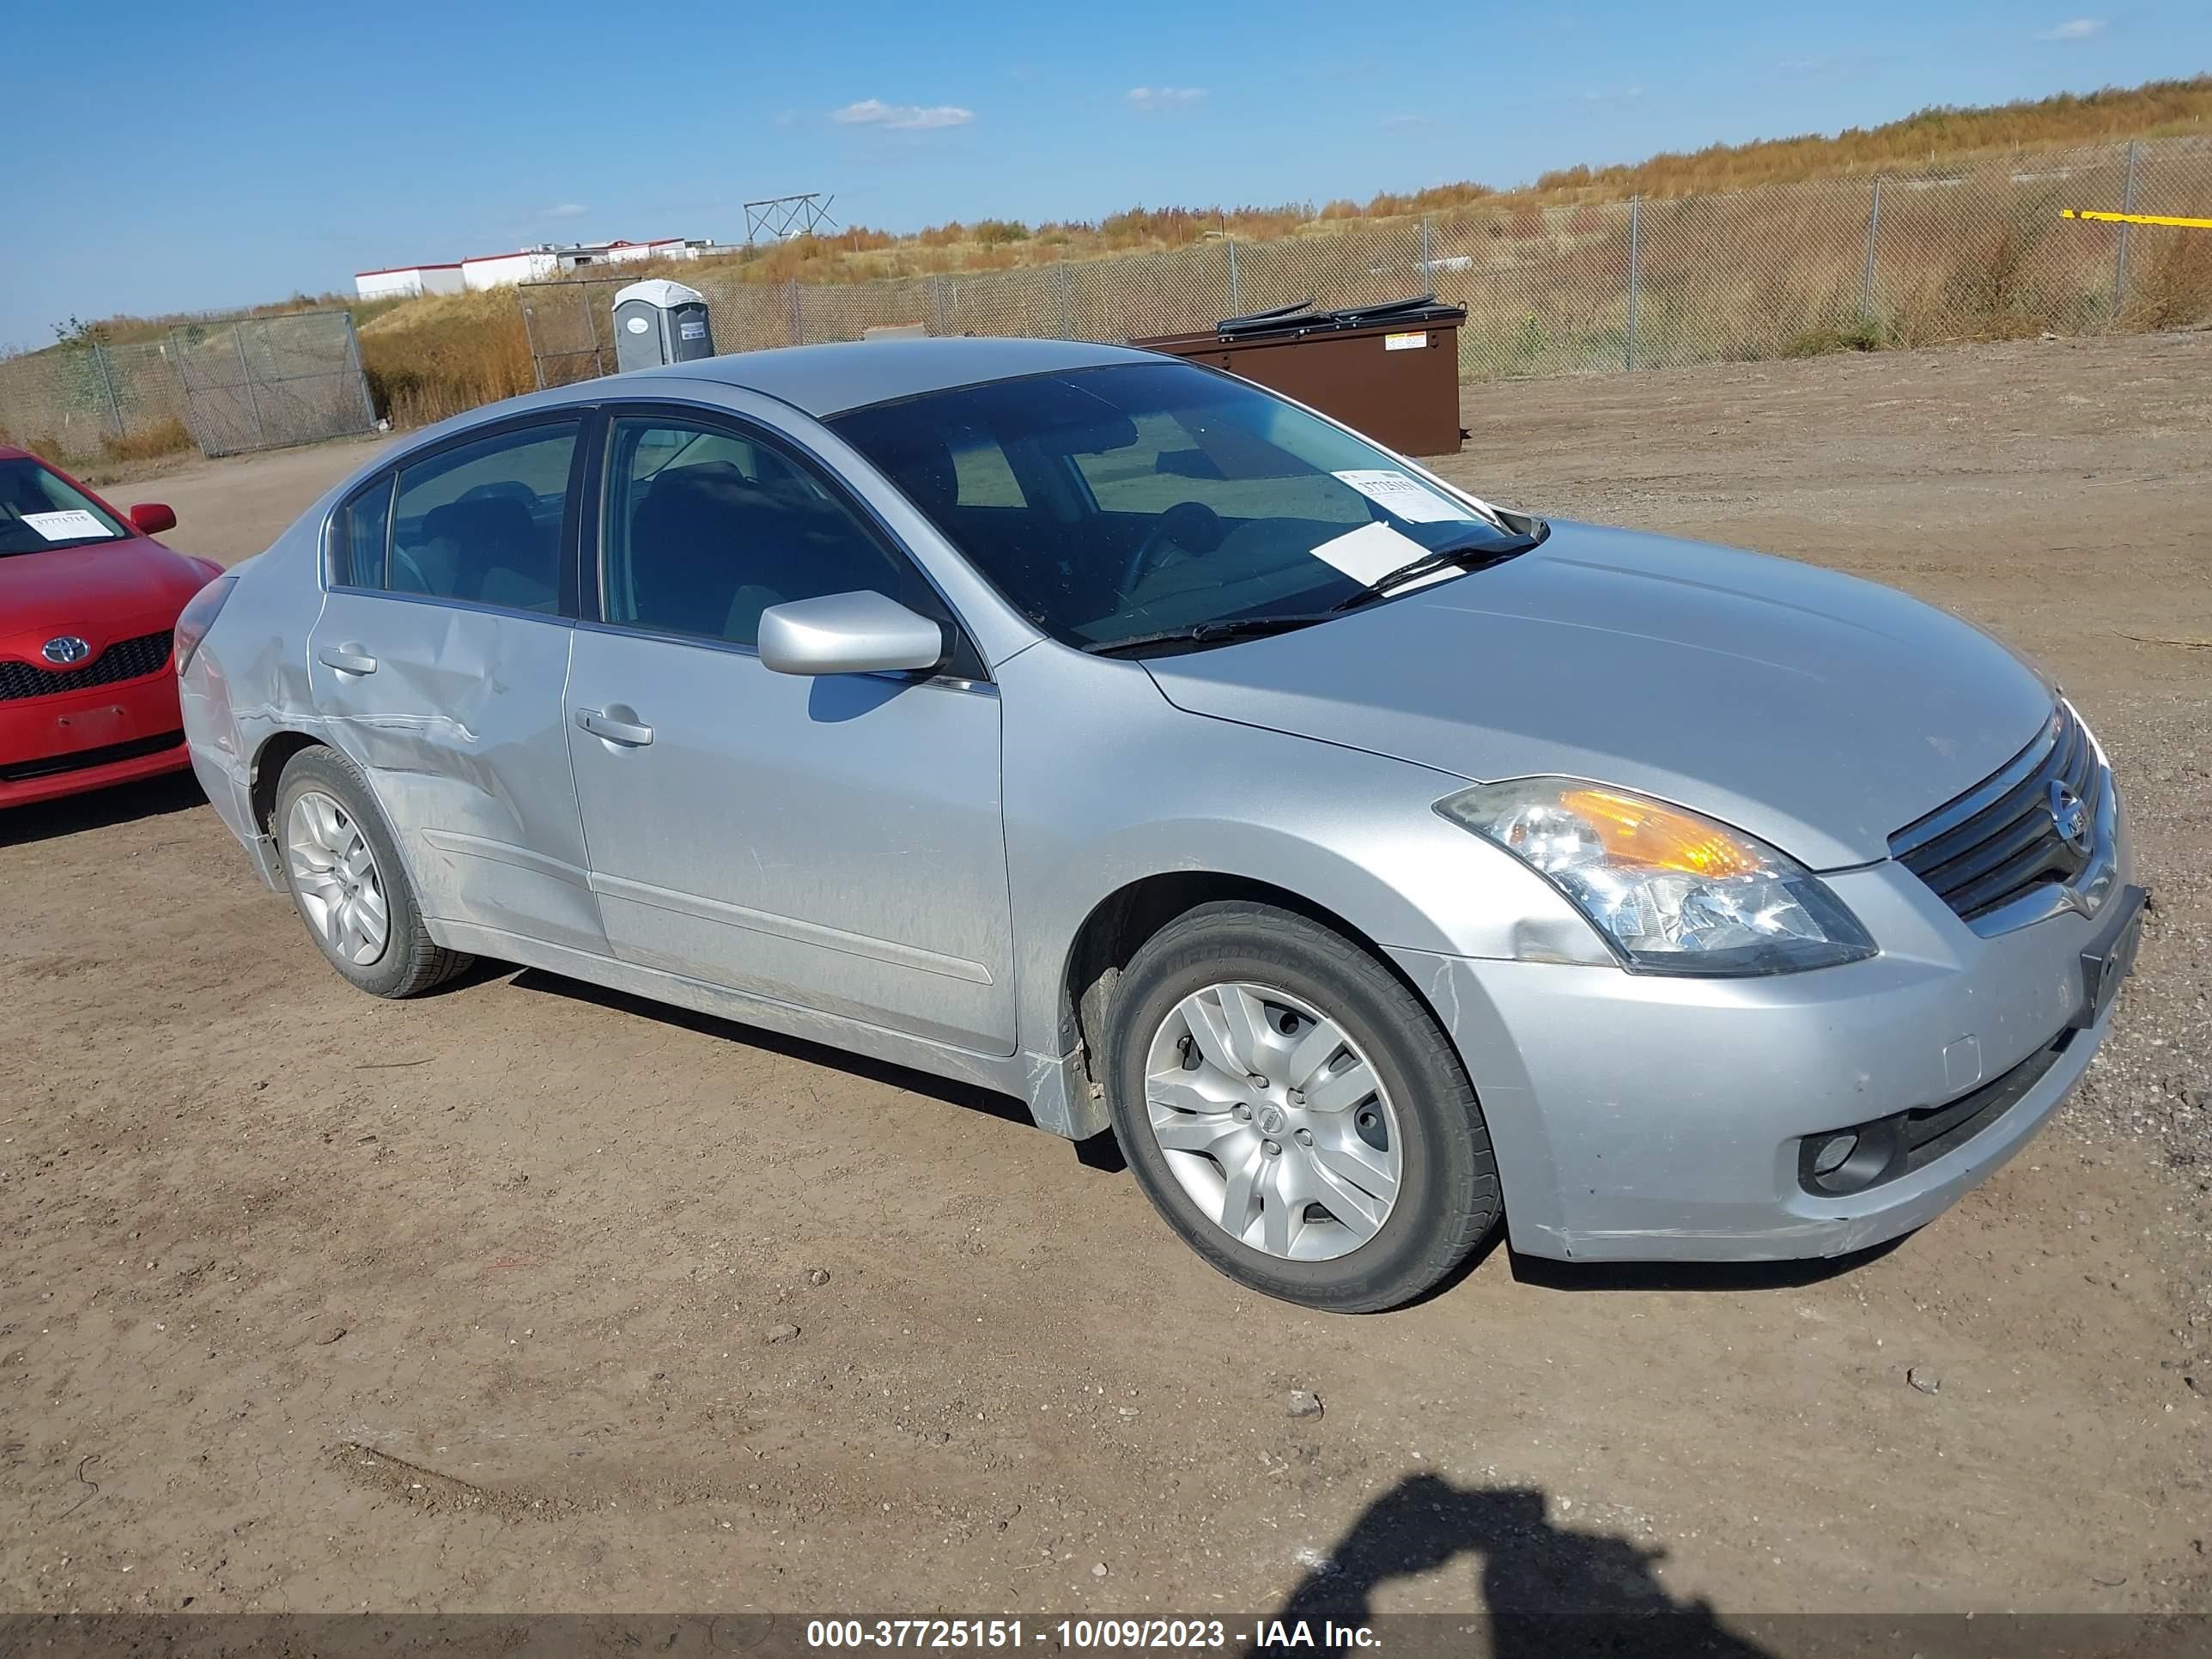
[
  {"left": 601, "top": 416, "right": 920, "bottom": 649},
  {"left": 0, "top": 458, "right": 131, "bottom": 557},
  {"left": 828, "top": 361, "right": 1537, "bottom": 652},
  {"left": 375, "top": 422, "right": 579, "bottom": 611}
]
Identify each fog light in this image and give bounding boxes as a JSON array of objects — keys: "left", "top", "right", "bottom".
[{"left": 1810, "top": 1133, "right": 1857, "bottom": 1177}]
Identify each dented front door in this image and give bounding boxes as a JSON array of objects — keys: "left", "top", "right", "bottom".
[{"left": 305, "top": 594, "right": 605, "bottom": 955}]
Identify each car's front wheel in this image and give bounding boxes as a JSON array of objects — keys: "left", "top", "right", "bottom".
[
  {"left": 274, "top": 745, "right": 471, "bottom": 999},
  {"left": 1103, "top": 901, "right": 1501, "bottom": 1312}
]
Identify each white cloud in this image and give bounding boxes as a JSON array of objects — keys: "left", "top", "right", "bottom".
[
  {"left": 1379, "top": 113, "right": 1430, "bottom": 131},
  {"left": 1127, "top": 86, "right": 1207, "bottom": 113},
  {"left": 1579, "top": 85, "right": 1645, "bottom": 104},
  {"left": 831, "top": 98, "right": 975, "bottom": 131},
  {"left": 2033, "top": 16, "right": 2106, "bottom": 39},
  {"left": 544, "top": 203, "right": 587, "bottom": 219}
]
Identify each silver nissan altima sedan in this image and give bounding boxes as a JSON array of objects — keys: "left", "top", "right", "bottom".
[{"left": 177, "top": 337, "right": 2143, "bottom": 1311}]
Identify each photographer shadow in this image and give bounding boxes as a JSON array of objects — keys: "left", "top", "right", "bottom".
[{"left": 1273, "top": 1474, "right": 1772, "bottom": 1658}]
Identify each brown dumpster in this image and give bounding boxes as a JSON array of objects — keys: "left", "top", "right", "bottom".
[{"left": 1134, "top": 295, "right": 1467, "bottom": 456}]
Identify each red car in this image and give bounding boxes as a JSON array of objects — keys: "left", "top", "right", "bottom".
[{"left": 1, "top": 446, "right": 225, "bottom": 807}]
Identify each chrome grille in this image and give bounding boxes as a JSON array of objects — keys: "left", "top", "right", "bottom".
[
  {"left": 0, "top": 631, "right": 174, "bottom": 702},
  {"left": 1889, "top": 703, "right": 2102, "bottom": 923}
]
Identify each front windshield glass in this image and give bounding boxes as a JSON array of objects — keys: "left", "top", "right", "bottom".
[
  {"left": 0, "top": 458, "right": 131, "bottom": 557},
  {"left": 827, "top": 362, "right": 1537, "bottom": 651}
]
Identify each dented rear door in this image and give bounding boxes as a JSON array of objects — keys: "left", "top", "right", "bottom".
[{"left": 307, "top": 417, "right": 605, "bottom": 956}]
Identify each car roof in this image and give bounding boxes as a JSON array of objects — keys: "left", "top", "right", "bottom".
[{"left": 622, "top": 336, "right": 1156, "bottom": 418}]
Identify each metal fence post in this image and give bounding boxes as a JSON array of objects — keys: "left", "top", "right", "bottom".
[
  {"left": 90, "top": 343, "right": 124, "bottom": 436},
  {"left": 2114, "top": 140, "right": 2138, "bottom": 309},
  {"left": 586, "top": 285, "right": 610, "bottom": 378},
  {"left": 520, "top": 296, "right": 547, "bottom": 390},
  {"left": 1226, "top": 239, "right": 1240, "bottom": 317},
  {"left": 1625, "top": 196, "right": 1641, "bottom": 371},
  {"left": 1420, "top": 216, "right": 1432, "bottom": 281},
  {"left": 234, "top": 323, "right": 267, "bottom": 449},
  {"left": 1057, "top": 259, "right": 1073, "bottom": 337},
  {"left": 341, "top": 313, "right": 377, "bottom": 428},
  {"left": 931, "top": 275, "right": 948, "bottom": 336},
  {"left": 1859, "top": 179, "right": 1883, "bottom": 325},
  {"left": 343, "top": 313, "right": 378, "bottom": 428}
]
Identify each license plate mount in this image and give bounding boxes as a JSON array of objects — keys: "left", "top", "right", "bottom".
[{"left": 2073, "top": 884, "right": 2147, "bottom": 1030}]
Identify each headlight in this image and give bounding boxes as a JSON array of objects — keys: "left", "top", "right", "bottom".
[{"left": 1437, "top": 779, "right": 1876, "bottom": 976}]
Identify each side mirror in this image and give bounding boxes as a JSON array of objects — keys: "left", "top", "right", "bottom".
[
  {"left": 757, "top": 591, "right": 945, "bottom": 678},
  {"left": 129, "top": 503, "right": 178, "bottom": 536}
]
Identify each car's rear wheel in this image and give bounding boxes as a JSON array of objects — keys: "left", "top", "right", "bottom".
[
  {"left": 1103, "top": 900, "right": 1501, "bottom": 1313},
  {"left": 274, "top": 745, "right": 470, "bottom": 999}
]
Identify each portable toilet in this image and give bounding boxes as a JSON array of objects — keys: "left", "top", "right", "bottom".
[{"left": 613, "top": 279, "right": 714, "bottom": 371}]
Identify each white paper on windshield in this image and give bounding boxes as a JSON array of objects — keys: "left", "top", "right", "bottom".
[
  {"left": 1307, "top": 520, "right": 1433, "bottom": 584},
  {"left": 1332, "top": 469, "right": 1475, "bottom": 524},
  {"left": 21, "top": 509, "right": 110, "bottom": 541}
]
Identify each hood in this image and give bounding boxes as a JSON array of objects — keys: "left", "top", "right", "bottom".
[
  {"left": 1, "top": 537, "right": 213, "bottom": 641},
  {"left": 1141, "top": 522, "right": 2054, "bottom": 868},
  {"left": 1, "top": 538, "right": 216, "bottom": 674}
]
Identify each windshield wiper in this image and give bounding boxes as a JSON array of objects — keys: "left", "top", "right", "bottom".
[
  {"left": 1329, "top": 526, "right": 1549, "bottom": 612},
  {"left": 1082, "top": 612, "right": 1337, "bottom": 657},
  {"left": 1084, "top": 517, "right": 1551, "bottom": 654}
]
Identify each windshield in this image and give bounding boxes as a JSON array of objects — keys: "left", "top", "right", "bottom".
[
  {"left": 0, "top": 458, "right": 132, "bottom": 557},
  {"left": 827, "top": 362, "right": 1540, "bottom": 653}
]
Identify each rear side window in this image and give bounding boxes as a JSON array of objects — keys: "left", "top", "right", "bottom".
[
  {"left": 373, "top": 423, "right": 580, "bottom": 612},
  {"left": 336, "top": 475, "right": 394, "bottom": 586}
]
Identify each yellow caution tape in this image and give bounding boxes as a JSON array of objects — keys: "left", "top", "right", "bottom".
[{"left": 2062, "top": 208, "right": 2212, "bottom": 229}]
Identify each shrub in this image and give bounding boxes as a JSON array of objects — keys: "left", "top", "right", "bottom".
[
  {"left": 99, "top": 417, "right": 194, "bottom": 465},
  {"left": 2124, "top": 229, "right": 2212, "bottom": 329}
]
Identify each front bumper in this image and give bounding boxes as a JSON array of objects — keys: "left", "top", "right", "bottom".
[
  {"left": 0, "top": 671, "right": 189, "bottom": 808},
  {"left": 1389, "top": 847, "right": 2139, "bottom": 1263}
]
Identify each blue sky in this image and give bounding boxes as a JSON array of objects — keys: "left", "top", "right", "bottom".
[{"left": 3, "top": 0, "right": 2204, "bottom": 349}]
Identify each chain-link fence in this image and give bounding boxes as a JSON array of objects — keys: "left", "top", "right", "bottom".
[
  {"left": 0, "top": 339, "right": 189, "bottom": 466},
  {"left": 516, "top": 135, "right": 2209, "bottom": 397},
  {"left": 168, "top": 312, "right": 378, "bottom": 459},
  {"left": 0, "top": 312, "right": 376, "bottom": 466}
]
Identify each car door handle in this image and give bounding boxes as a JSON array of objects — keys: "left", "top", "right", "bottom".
[
  {"left": 317, "top": 644, "right": 378, "bottom": 676},
  {"left": 575, "top": 707, "right": 654, "bottom": 747}
]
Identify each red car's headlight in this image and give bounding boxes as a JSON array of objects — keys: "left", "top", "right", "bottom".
[{"left": 175, "top": 574, "right": 237, "bottom": 678}]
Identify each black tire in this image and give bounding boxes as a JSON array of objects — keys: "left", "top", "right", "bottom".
[
  {"left": 1103, "top": 901, "right": 1500, "bottom": 1313},
  {"left": 272, "top": 745, "right": 471, "bottom": 999}
]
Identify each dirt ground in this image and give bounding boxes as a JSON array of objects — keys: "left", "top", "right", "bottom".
[{"left": 3, "top": 332, "right": 2209, "bottom": 1626}]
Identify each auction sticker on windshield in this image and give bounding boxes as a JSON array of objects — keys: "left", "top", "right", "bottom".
[
  {"left": 1307, "top": 519, "right": 1434, "bottom": 583},
  {"left": 21, "top": 509, "right": 110, "bottom": 541},
  {"left": 1333, "top": 470, "right": 1474, "bottom": 523}
]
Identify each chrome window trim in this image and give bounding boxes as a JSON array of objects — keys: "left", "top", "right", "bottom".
[{"left": 319, "top": 585, "right": 580, "bottom": 627}]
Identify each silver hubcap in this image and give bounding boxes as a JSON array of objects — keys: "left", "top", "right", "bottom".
[
  {"left": 285, "top": 791, "right": 390, "bottom": 966},
  {"left": 1143, "top": 981, "right": 1402, "bottom": 1261}
]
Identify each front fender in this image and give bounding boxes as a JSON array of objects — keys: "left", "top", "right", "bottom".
[{"left": 997, "top": 647, "right": 1607, "bottom": 1136}]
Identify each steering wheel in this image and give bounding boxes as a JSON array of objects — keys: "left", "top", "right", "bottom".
[{"left": 1121, "top": 501, "right": 1227, "bottom": 592}]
